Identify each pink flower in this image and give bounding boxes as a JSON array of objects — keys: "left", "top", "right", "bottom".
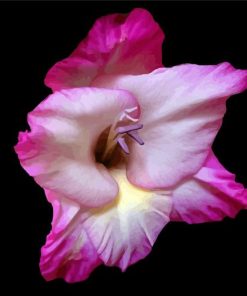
[{"left": 15, "top": 8, "right": 247, "bottom": 283}]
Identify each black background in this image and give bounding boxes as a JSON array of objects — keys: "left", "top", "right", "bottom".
[{"left": 2, "top": 1, "right": 247, "bottom": 294}]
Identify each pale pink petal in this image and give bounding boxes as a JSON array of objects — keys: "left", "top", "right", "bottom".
[
  {"left": 93, "top": 63, "right": 247, "bottom": 190},
  {"left": 170, "top": 151, "right": 247, "bottom": 223},
  {"left": 45, "top": 8, "right": 164, "bottom": 91},
  {"left": 15, "top": 87, "right": 139, "bottom": 207},
  {"left": 41, "top": 168, "right": 171, "bottom": 280},
  {"left": 40, "top": 190, "right": 101, "bottom": 283},
  {"left": 84, "top": 168, "right": 172, "bottom": 271}
]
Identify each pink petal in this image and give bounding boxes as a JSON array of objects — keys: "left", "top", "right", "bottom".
[
  {"left": 45, "top": 8, "right": 164, "bottom": 91},
  {"left": 40, "top": 190, "right": 101, "bottom": 283},
  {"left": 84, "top": 168, "right": 171, "bottom": 271},
  {"left": 170, "top": 151, "right": 247, "bottom": 223},
  {"left": 15, "top": 87, "right": 139, "bottom": 207},
  {"left": 93, "top": 62, "right": 247, "bottom": 190},
  {"left": 41, "top": 168, "right": 171, "bottom": 281}
]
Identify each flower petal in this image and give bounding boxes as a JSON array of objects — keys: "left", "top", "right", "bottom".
[
  {"left": 40, "top": 190, "right": 101, "bottom": 283},
  {"left": 84, "top": 168, "right": 171, "bottom": 271},
  {"left": 93, "top": 63, "right": 247, "bottom": 189},
  {"left": 45, "top": 8, "right": 164, "bottom": 91},
  {"left": 15, "top": 87, "right": 139, "bottom": 207},
  {"left": 170, "top": 151, "right": 247, "bottom": 223}
]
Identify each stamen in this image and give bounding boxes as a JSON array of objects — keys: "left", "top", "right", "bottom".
[
  {"left": 102, "top": 105, "right": 144, "bottom": 159},
  {"left": 127, "top": 130, "right": 144, "bottom": 145},
  {"left": 115, "top": 123, "right": 143, "bottom": 135},
  {"left": 117, "top": 137, "right": 130, "bottom": 154},
  {"left": 116, "top": 122, "right": 144, "bottom": 154}
]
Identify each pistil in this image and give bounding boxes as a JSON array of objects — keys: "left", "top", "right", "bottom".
[{"left": 100, "top": 108, "right": 144, "bottom": 162}]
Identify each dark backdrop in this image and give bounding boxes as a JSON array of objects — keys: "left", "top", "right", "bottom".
[{"left": 2, "top": 1, "right": 247, "bottom": 294}]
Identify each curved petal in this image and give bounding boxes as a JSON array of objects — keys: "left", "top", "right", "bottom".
[
  {"left": 15, "top": 87, "right": 139, "bottom": 207},
  {"left": 40, "top": 168, "right": 171, "bottom": 282},
  {"left": 45, "top": 8, "right": 164, "bottom": 91},
  {"left": 93, "top": 62, "right": 247, "bottom": 190},
  {"left": 84, "top": 168, "right": 171, "bottom": 271},
  {"left": 170, "top": 151, "right": 247, "bottom": 223},
  {"left": 40, "top": 190, "right": 101, "bottom": 283}
]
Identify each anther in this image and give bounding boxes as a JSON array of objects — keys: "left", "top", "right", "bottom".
[
  {"left": 116, "top": 123, "right": 144, "bottom": 154},
  {"left": 126, "top": 130, "right": 144, "bottom": 145},
  {"left": 117, "top": 137, "right": 130, "bottom": 154},
  {"left": 115, "top": 123, "right": 143, "bottom": 135}
]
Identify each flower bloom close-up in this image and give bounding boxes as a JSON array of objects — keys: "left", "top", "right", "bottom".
[{"left": 15, "top": 8, "right": 247, "bottom": 283}]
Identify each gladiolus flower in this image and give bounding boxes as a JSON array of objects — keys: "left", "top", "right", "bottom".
[{"left": 15, "top": 8, "right": 247, "bottom": 283}]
